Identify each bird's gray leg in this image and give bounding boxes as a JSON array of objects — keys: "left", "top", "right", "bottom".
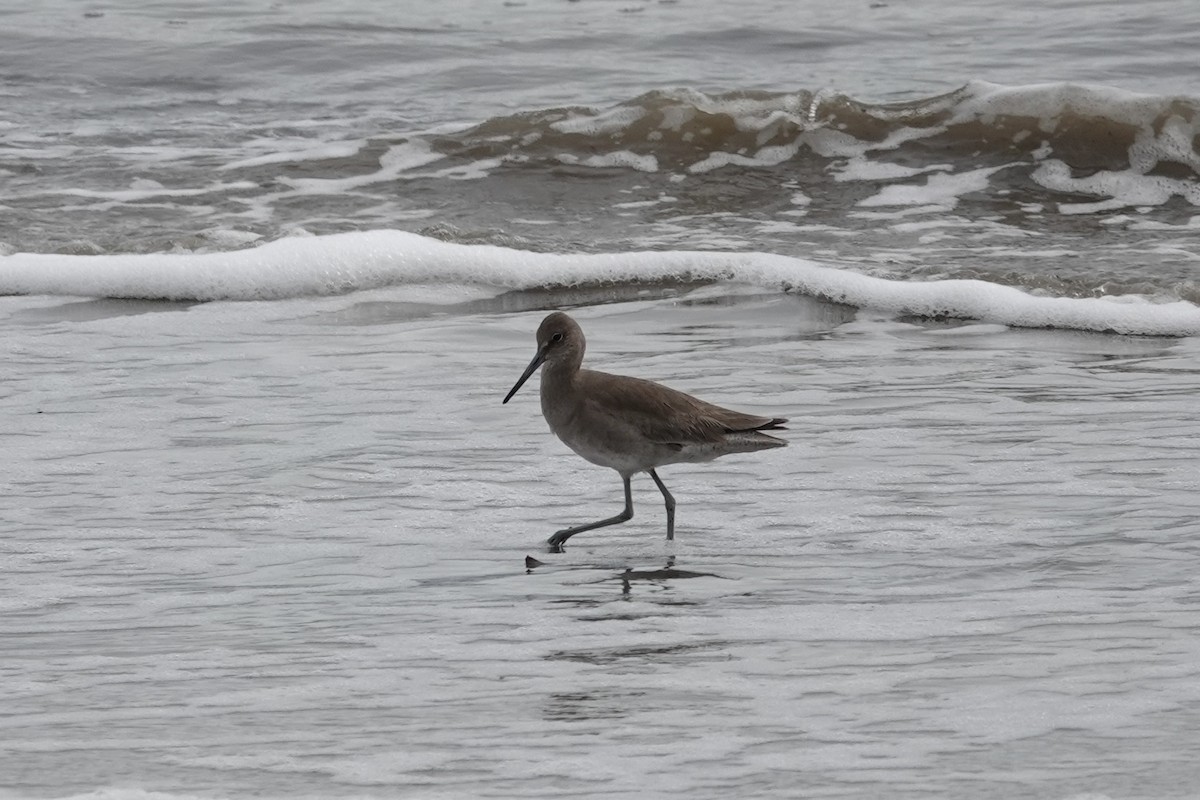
[
  {"left": 547, "top": 474, "right": 633, "bottom": 551},
  {"left": 648, "top": 469, "right": 676, "bottom": 541}
]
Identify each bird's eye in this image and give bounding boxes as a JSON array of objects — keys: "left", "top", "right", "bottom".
[{"left": 551, "top": 332, "right": 564, "bottom": 343}]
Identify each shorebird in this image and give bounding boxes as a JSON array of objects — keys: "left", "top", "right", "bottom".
[{"left": 503, "top": 311, "right": 787, "bottom": 550}]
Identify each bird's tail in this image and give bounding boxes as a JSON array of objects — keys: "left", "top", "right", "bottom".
[{"left": 725, "top": 429, "right": 788, "bottom": 451}]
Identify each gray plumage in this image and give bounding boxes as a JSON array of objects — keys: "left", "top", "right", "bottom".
[{"left": 504, "top": 311, "right": 787, "bottom": 550}]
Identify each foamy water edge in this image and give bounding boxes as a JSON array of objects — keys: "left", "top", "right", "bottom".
[{"left": 3, "top": 230, "right": 1197, "bottom": 336}]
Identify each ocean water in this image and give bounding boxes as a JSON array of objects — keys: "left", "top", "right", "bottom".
[{"left": 3, "top": 1, "right": 1200, "bottom": 798}]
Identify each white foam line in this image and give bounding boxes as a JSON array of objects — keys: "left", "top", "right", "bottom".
[
  {"left": 46, "top": 181, "right": 258, "bottom": 202},
  {"left": 550, "top": 106, "right": 647, "bottom": 136},
  {"left": 858, "top": 165, "right": 1013, "bottom": 209},
  {"left": 1, "top": 230, "right": 1198, "bottom": 336},
  {"left": 220, "top": 139, "right": 369, "bottom": 170}
]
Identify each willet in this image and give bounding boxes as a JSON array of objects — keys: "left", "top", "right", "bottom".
[{"left": 503, "top": 311, "right": 787, "bottom": 550}]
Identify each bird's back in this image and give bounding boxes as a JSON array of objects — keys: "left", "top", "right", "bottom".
[{"left": 577, "top": 369, "right": 787, "bottom": 452}]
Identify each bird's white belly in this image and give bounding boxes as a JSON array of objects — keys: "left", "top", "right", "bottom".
[
  {"left": 552, "top": 422, "right": 719, "bottom": 475},
  {"left": 555, "top": 427, "right": 653, "bottom": 474}
]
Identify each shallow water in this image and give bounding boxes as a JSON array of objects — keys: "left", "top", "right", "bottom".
[{"left": 3, "top": 295, "right": 1199, "bottom": 798}]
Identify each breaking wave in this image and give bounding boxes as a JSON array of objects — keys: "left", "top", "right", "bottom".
[
  {"left": 432, "top": 80, "right": 1200, "bottom": 208},
  {"left": 2, "top": 230, "right": 1198, "bottom": 336}
]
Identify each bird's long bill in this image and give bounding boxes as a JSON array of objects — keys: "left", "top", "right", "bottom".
[{"left": 502, "top": 347, "right": 547, "bottom": 404}]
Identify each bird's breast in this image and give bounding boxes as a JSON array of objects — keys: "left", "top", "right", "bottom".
[{"left": 541, "top": 394, "right": 660, "bottom": 474}]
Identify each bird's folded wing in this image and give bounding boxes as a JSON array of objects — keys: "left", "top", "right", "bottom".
[{"left": 581, "top": 370, "right": 778, "bottom": 446}]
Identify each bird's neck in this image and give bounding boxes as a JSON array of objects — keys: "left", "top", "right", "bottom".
[
  {"left": 539, "top": 361, "right": 582, "bottom": 422},
  {"left": 540, "top": 359, "right": 577, "bottom": 392}
]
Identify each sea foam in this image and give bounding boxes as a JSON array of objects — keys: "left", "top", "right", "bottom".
[{"left": 2, "top": 230, "right": 1198, "bottom": 336}]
